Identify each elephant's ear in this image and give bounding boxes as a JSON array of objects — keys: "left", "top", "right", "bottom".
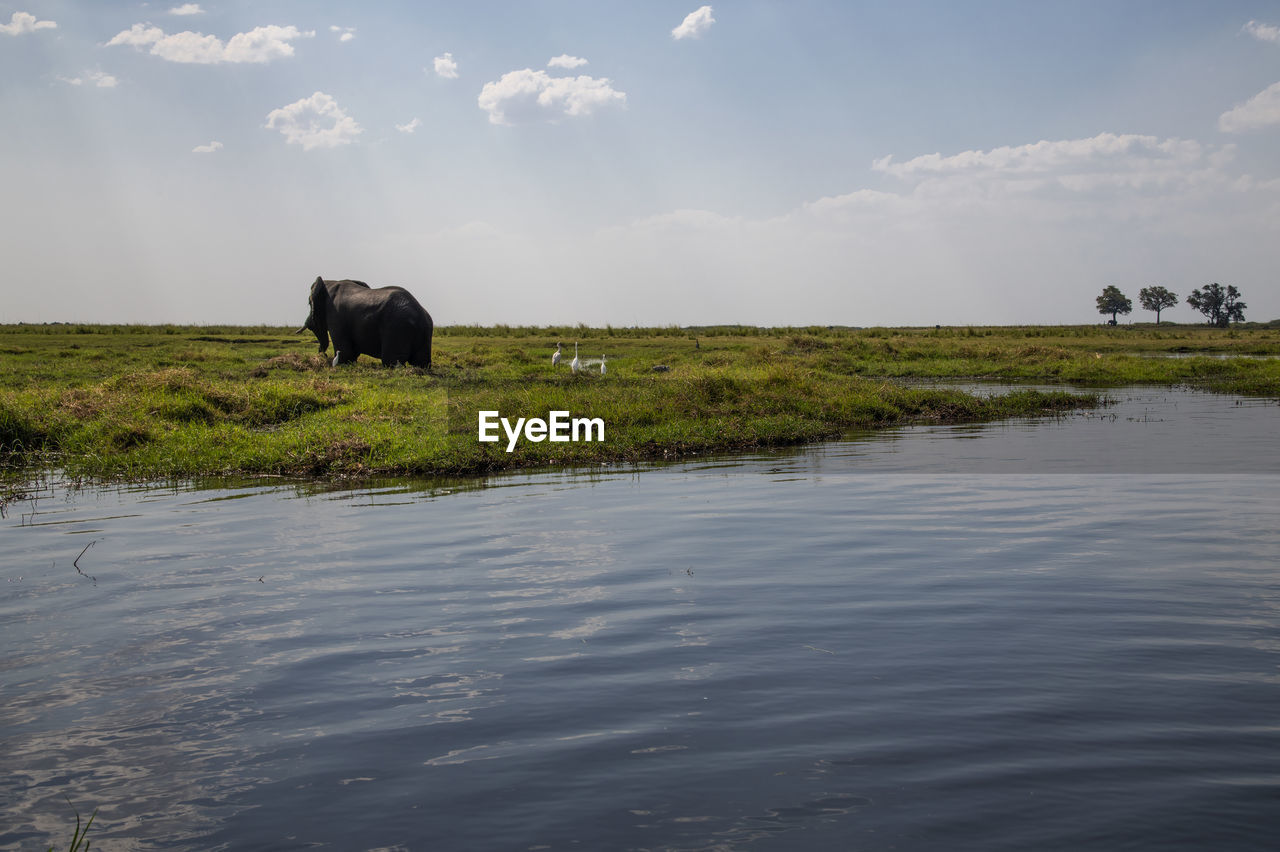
[{"left": 309, "top": 277, "right": 330, "bottom": 353}]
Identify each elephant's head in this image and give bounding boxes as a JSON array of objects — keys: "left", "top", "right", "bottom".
[{"left": 297, "top": 276, "right": 329, "bottom": 353}]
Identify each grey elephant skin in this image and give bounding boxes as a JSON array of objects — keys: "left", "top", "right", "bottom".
[{"left": 299, "top": 277, "right": 434, "bottom": 368}]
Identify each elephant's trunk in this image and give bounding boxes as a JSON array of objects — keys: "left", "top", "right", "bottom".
[{"left": 306, "top": 277, "right": 330, "bottom": 354}]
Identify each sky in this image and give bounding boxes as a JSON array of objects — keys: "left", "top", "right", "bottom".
[{"left": 2, "top": 1, "right": 1279, "bottom": 328}]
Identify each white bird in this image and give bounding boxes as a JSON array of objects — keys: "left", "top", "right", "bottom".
[
  {"left": 552, "top": 342, "right": 562, "bottom": 367},
  {"left": 570, "top": 342, "right": 581, "bottom": 374},
  {"left": 331, "top": 350, "right": 341, "bottom": 367},
  {"left": 600, "top": 354, "right": 607, "bottom": 376}
]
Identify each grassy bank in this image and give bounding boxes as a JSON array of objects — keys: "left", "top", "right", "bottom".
[{"left": 2, "top": 322, "right": 1277, "bottom": 480}]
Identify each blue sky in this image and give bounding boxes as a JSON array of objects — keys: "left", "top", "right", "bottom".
[{"left": 3, "top": 1, "right": 1279, "bottom": 326}]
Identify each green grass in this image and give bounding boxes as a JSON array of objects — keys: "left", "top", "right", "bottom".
[{"left": 2, "top": 322, "right": 1277, "bottom": 480}]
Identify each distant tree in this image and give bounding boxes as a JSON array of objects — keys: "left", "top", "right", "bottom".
[
  {"left": 1138, "top": 285, "right": 1179, "bottom": 324},
  {"left": 1186, "top": 283, "right": 1246, "bottom": 328},
  {"left": 1096, "top": 285, "right": 1132, "bottom": 325}
]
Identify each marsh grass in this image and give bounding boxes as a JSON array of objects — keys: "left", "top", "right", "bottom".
[{"left": 2, "top": 322, "right": 1277, "bottom": 479}]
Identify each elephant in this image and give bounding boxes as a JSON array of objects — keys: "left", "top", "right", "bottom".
[{"left": 298, "top": 277, "right": 433, "bottom": 368}]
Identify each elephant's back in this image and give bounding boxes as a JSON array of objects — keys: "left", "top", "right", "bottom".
[
  {"left": 332, "top": 283, "right": 427, "bottom": 317},
  {"left": 381, "top": 287, "right": 431, "bottom": 324}
]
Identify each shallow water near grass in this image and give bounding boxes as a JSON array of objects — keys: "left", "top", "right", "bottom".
[{"left": 2, "top": 387, "right": 1279, "bottom": 850}]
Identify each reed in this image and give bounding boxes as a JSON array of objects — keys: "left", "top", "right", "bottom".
[{"left": 45, "top": 799, "right": 95, "bottom": 852}]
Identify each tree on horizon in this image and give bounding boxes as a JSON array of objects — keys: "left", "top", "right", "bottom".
[
  {"left": 1096, "top": 285, "right": 1132, "bottom": 325},
  {"left": 1138, "top": 285, "right": 1179, "bottom": 324},
  {"left": 1186, "top": 283, "right": 1246, "bottom": 327}
]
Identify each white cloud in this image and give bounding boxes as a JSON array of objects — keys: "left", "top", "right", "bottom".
[
  {"left": 265, "top": 91, "right": 363, "bottom": 150},
  {"left": 548, "top": 54, "right": 588, "bottom": 69},
  {"left": 820, "top": 133, "right": 1250, "bottom": 236},
  {"left": 672, "top": 6, "right": 715, "bottom": 40},
  {"left": 1219, "top": 81, "right": 1280, "bottom": 132},
  {"left": 107, "top": 24, "right": 215, "bottom": 62},
  {"left": 625, "top": 209, "right": 746, "bottom": 233},
  {"left": 169, "top": 4, "right": 204, "bottom": 15},
  {"left": 478, "top": 69, "right": 626, "bottom": 125},
  {"left": 59, "top": 69, "right": 119, "bottom": 88},
  {"left": 1244, "top": 20, "right": 1280, "bottom": 44},
  {"left": 396, "top": 118, "right": 422, "bottom": 134},
  {"left": 795, "top": 189, "right": 909, "bottom": 222},
  {"left": 192, "top": 141, "right": 223, "bottom": 153},
  {"left": 873, "top": 133, "right": 1202, "bottom": 177},
  {"left": 869, "top": 133, "right": 1218, "bottom": 199},
  {"left": 224, "top": 25, "right": 314, "bottom": 62},
  {"left": 330, "top": 25, "right": 355, "bottom": 42},
  {"left": 0, "top": 11, "right": 56, "bottom": 35},
  {"left": 106, "top": 23, "right": 313, "bottom": 64},
  {"left": 434, "top": 52, "right": 459, "bottom": 79}
]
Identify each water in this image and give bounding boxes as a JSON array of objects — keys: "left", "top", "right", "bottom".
[
  {"left": 2, "top": 387, "right": 1279, "bottom": 850},
  {"left": 835, "top": 384, "right": 1280, "bottom": 473},
  {"left": 1134, "top": 352, "right": 1278, "bottom": 359}
]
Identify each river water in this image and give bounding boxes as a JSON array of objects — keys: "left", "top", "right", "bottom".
[{"left": 2, "top": 387, "right": 1279, "bottom": 850}]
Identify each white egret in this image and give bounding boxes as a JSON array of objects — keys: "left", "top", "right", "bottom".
[
  {"left": 331, "top": 351, "right": 341, "bottom": 367},
  {"left": 552, "top": 342, "right": 562, "bottom": 367},
  {"left": 570, "top": 342, "right": 581, "bottom": 374}
]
